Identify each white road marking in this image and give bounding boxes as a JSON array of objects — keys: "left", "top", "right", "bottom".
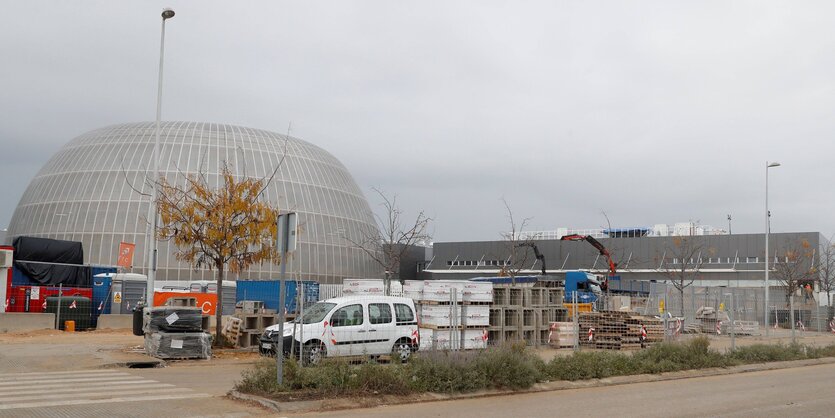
[
  {"left": 0, "top": 371, "right": 129, "bottom": 382},
  {"left": 0, "top": 370, "right": 212, "bottom": 411},
  {"left": 0, "top": 393, "right": 212, "bottom": 410},
  {"left": 0, "top": 387, "right": 193, "bottom": 403},
  {"left": 0, "top": 375, "right": 144, "bottom": 386},
  {"left": 0, "top": 382, "right": 175, "bottom": 398}
]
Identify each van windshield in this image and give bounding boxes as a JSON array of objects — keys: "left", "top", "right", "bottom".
[{"left": 299, "top": 302, "right": 336, "bottom": 324}]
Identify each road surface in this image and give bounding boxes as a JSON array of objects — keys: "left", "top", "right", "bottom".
[{"left": 291, "top": 362, "right": 835, "bottom": 418}]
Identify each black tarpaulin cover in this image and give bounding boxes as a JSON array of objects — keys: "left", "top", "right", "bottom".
[{"left": 13, "top": 236, "right": 91, "bottom": 286}]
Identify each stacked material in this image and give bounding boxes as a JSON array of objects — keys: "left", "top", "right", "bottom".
[
  {"left": 406, "top": 280, "right": 492, "bottom": 350},
  {"left": 577, "top": 311, "right": 663, "bottom": 350},
  {"left": 488, "top": 283, "right": 567, "bottom": 346},
  {"left": 231, "top": 302, "right": 278, "bottom": 348},
  {"left": 144, "top": 307, "right": 212, "bottom": 359},
  {"left": 342, "top": 278, "right": 404, "bottom": 296},
  {"left": 548, "top": 322, "right": 576, "bottom": 348}
]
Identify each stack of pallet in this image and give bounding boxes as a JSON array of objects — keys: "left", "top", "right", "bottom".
[
  {"left": 488, "top": 283, "right": 567, "bottom": 346},
  {"left": 405, "top": 280, "right": 492, "bottom": 350},
  {"left": 577, "top": 311, "right": 663, "bottom": 350}
]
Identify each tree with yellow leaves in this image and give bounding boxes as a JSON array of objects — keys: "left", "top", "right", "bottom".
[{"left": 156, "top": 164, "right": 278, "bottom": 344}]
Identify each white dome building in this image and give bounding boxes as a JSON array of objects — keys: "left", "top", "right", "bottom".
[{"left": 6, "top": 121, "right": 381, "bottom": 283}]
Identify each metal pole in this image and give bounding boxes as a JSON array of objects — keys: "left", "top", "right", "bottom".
[
  {"left": 276, "top": 249, "right": 287, "bottom": 384},
  {"left": 298, "top": 282, "right": 304, "bottom": 363},
  {"left": 790, "top": 293, "right": 796, "bottom": 343},
  {"left": 764, "top": 161, "right": 780, "bottom": 336},
  {"left": 572, "top": 291, "right": 579, "bottom": 351},
  {"left": 146, "top": 9, "right": 175, "bottom": 309},
  {"left": 726, "top": 293, "right": 735, "bottom": 351}
]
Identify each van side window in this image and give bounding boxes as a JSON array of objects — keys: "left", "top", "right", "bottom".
[
  {"left": 394, "top": 303, "right": 415, "bottom": 324},
  {"left": 331, "top": 304, "right": 363, "bottom": 327},
  {"left": 369, "top": 303, "right": 392, "bottom": 324}
]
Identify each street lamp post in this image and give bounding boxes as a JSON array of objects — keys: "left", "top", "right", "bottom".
[
  {"left": 764, "top": 161, "right": 780, "bottom": 336},
  {"left": 145, "top": 8, "right": 175, "bottom": 308}
]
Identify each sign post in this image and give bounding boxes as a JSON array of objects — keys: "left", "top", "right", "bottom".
[{"left": 276, "top": 212, "right": 297, "bottom": 386}]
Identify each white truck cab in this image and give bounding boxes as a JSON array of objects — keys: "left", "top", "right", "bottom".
[{"left": 260, "top": 295, "right": 419, "bottom": 364}]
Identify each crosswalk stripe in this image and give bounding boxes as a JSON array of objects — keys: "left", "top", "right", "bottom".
[
  {"left": 0, "top": 372, "right": 130, "bottom": 383},
  {"left": 0, "top": 387, "right": 194, "bottom": 403},
  {"left": 0, "top": 378, "right": 153, "bottom": 393},
  {"left": 0, "top": 393, "right": 212, "bottom": 410},
  {"left": 0, "top": 382, "right": 174, "bottom": 398},
  {"left": 0, "top": 375, "right": 145, "bottom": 387},
  {"left": 0, "top": 369, "right": 120, "bottom": 378}
]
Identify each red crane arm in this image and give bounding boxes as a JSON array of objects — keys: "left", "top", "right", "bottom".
[{"left": 560, "top": 234, "right": 618, "bottom": 277}]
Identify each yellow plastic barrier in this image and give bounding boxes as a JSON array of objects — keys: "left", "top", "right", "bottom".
[
  {"left": 64, "top": 320, "right": 76, "bottom": 332},
  {"left": 564, "top": 303, "right": 593, "bottom": 317}
]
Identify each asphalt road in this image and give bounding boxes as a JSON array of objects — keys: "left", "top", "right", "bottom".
[{"left": 291, "top": 363, "right": 835, "bottom": 418}]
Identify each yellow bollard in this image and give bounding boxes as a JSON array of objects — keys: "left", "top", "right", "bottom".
[{"left": 64, "top": 320, "right": 75, "bottom": 332}]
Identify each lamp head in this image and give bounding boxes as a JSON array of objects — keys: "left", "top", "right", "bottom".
[
  {"left": 767, "top": 162, "right": 781, "bottom": 168},
  {"left": 162, "top": 8, "right": 175, "bottom": 19}
]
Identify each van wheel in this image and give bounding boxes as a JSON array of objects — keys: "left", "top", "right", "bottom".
[
  {"left": 303, "top": 341, "right": 326, "bottom": 365},
  {"left": 392, "top": 339, "right": 413, "bottom": 363}
]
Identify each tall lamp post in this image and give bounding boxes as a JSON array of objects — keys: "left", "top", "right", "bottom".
[
  {"left": 145, "top": 8, "right": 175, "bottom": 308},
  {"left": 764, "top": 161, "right": 780, "bottom": 336}
]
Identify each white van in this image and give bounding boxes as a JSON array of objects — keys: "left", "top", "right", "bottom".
[{"left": 259, "top": 296, "right": 419, "bottom": 364}]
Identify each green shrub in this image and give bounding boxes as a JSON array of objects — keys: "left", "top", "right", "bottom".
[
  {"left": 235, "top": 358, "right": 280, "bottom": 394},
  {"left": 474, "top": 342, "right": 545, "bottom": 389},
  {"left": 407, "top": 350, "right": 488, "bottom": 393},
  {"left": 546, "top": 351, "right": 639, "bottom": 381}
]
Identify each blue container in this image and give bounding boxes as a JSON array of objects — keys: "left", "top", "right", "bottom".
[{"left": 236, "top": 280, "right": 320, "bottom": 314}]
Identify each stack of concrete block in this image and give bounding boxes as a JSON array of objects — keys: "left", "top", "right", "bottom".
[
  {"left": 488, "top": 283, "right": 566, "bottom": 346},
  {"left": 233, "top": 301, "right": 277, "bottom": 348}
]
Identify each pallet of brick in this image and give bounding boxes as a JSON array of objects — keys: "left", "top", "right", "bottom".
[
  {"left": 462, "top": 328, "right": 489, "bottom": 349},
  {"left": 422, "top": 280, "right": 466, "bottom": 302},
  {"left": 342, "top": 279, "right": 386, "bottom": 295},
  {"left": 419, "top": 305, "right": 459, "bottom": 327},
  {"left": 462, "top": 281, "right": 493, "bottom": 303},
  {"left": 461, "top": 305, "right": 490, "bottom": 327},
  {"left": 403, "top": 280, "right": 424, "bottom": 300}
]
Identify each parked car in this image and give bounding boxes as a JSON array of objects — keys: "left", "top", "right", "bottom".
[{"left": 259, "top": 296, "right": 419, "bottom": 364}]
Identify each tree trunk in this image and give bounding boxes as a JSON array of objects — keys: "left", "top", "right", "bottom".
[
  {"left": 215, "top": 265, "right": 224, "bottom": 347},
  {"left": 679, "top": 286, "right": 685, "bottom": 318}
]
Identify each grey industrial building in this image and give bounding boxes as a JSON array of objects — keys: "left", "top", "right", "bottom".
[{"left": 418, "top": 231, "right": 825, "bottom": 290}]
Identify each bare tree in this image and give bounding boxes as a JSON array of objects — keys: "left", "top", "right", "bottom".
[
  {"left": 498, "top": 198, "right": 538, "bottom": 284},
  {"left": 772, "top": 239, "right": 816, "bottom": 331},
  {"left": 345, "top": 188, "right": 431, "bottom": 295},
  {"left": 817, "top": 236, "right": 835, "bottom": 319},
  {"left": 657, "top": 236, "right": 712, "bottom": 317},
  {"left": 772, "top": 239, "right": 816, "bottom": 304}
]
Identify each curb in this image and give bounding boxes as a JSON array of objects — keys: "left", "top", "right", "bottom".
[{"left": 228, "top": 357, "right": 835, "bottom": 414}]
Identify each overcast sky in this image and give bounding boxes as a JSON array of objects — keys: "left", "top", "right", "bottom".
[{"left": 2, "top": 1, "right": 834, "bottom": 242}]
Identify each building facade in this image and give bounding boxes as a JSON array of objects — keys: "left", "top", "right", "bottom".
[{"left": 421, "top": 232, "right": 824, "bottom": 289}]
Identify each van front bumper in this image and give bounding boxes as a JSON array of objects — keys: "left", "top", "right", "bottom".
[{"left": 258, "top": 335, "right": 294, "bottom": 357}]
